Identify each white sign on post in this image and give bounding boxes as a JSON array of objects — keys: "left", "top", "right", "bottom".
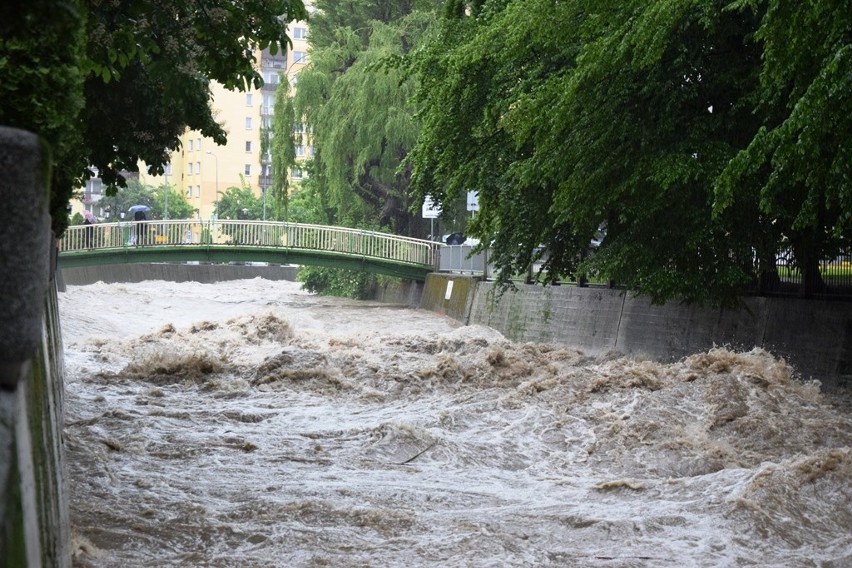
[
  {"left": 466, "top": 190, "right": 479, "bottom": 212},
  {"left": 422, "top": 196, "right": 441, "bottom": 219}
]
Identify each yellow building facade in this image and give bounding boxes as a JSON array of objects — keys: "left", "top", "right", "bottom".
[{"left": 138, "top": 3, "right": 314, "bottom": 221}]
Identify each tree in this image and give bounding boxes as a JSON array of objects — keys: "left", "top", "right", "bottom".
[
  {"left": 270, "top": 80, "right": 297, "bottom": 221},
  {"left": 410, "top": 0, "right": 850, "bottom": 306},
  {"left": 215, "top": 183, "right": 264, "bottom": 221},
  {"left": 291, "top": 2, "right": 436, "bottom": 235},
  {"left": 0, "top": 0, "right": 86, "bottom": 236},
  {"left": 97, "top": 179, "right": 195, "bottom": 221},
  {"left": 1, "top": 0, "right": 308, "bottom": 236},
  {"left": 153, "top": 185, "right": 197, "bottom": 221},
  {"left": 715, "top": 0, "right": 852, "bottom": 297},
  {"left": 409, "top": 0, "right": 595, "bottom": 287}
]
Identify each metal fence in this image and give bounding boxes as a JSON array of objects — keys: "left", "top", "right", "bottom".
[
  {"left": 770, "top": 247, "right": 852, "bottom": 295},
  {"left": 60, "top": 220, "right": 440, "bottom": 269}
]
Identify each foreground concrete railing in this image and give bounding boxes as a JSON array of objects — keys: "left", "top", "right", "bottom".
[{"left": 1, "top": 126, "right": 70, "bottom": 566}]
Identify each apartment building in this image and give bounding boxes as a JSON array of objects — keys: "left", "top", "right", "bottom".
[{"left": 137, "top": 3, "right": 314, "bottom": 221}]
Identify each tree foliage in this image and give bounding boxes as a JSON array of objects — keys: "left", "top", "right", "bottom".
[
  {"left": 96, "top": 179, "right": 195, "bottom": 222},
  {"left": 410, "top": 0, "right": 851, "bottom": 306},
  {"left": 216, "top": 182, "right": 265, "bottom": 221},
  {"left": 715, "top": 0, "right": 852, "bottom": 296},
  {"left": 0, "top": 0, "right": 86, "bottom": 236},
  {"left": 290, "top": 1, "right": 438, "bottom": 235},
  {"left": 1, "top": 0, "right": 307, "bottom": 236},
  {"left": 270, "top": 80, "right": 297, "bottom": 221}
]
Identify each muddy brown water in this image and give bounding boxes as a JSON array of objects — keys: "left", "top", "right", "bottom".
[{"left": 59, "top": 279, "right": 852, "bottom": 567}]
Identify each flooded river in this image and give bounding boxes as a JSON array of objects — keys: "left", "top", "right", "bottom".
[{"left": 59, "top": 278, "right": 851, "bottom": 567}]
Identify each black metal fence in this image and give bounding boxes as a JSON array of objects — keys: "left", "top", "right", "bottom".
[{"left": 770, "top": 247, "right": 852, "bottom": 296}]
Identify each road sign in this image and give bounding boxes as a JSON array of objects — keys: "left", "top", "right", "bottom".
[
  {"left": 466, "top": 190, "right": 479, "bottom": 212},
  {"left": 422, "top": 196, "right": 441, "bottom": 219}
]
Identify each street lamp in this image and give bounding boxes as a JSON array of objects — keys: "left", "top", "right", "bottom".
[
  {"left": 206, "top": 151, "right": 218, "bottom": 220},
  {"left": 163, "top": 163, "right": 170, "bottom": 221}
]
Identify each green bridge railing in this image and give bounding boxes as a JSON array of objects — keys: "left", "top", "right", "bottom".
[{"left": 58, "top": 220, "right": 442, "bottom": 280}]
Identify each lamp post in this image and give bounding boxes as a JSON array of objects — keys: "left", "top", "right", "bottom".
[
  {"left": 163, "top": 165, "right": 170, "bottom": 221},
  {"left": 206, "top": 151, "right": 218, "bottom": 220}
]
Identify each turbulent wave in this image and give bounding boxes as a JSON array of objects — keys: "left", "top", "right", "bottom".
[{"left": 60, "top": 280, "right": 851, "bottom": 568}]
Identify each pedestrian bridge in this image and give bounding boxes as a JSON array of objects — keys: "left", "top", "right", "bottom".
[{"left": 58, "top": 220, "right": 445, "bottom": 281}]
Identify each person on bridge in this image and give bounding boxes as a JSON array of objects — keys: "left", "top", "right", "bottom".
[
  {"left": 83, "top": 210, "right": 97, "bottom": 248},
  {"left": 134, "top": 210, "right": 147, "bottom": 246}
]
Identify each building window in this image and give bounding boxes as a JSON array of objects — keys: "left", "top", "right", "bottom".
[
  {"left": 188, "top": 139, "right": 194, "bottom": 151},
  {"left": 295, "top": 145, "right": 305, "bottom": 157},
  {"left": 263, "top": 71, "right": 280, "bottom": 85},
  {"left": 291, "top": 167, "right": 303, "bottom": 178},
  {"left": 244, "top": 164, "right": 252, "bottom": 176},
  {"left": 196, "top": 161, "right": 201, "bottom": 174},
  {"left": 245, "top": 141, "right": 252, "bottom": 152},
  {"left": 293, "top": 51, "right": 308, "bottom": 64},
  {"left": 293, "top": 122, "right": 304, "bottom": 134},
  {"left": 188, "top": 163, "right": 193, "bottom": 175},
  {"left": 246, "top": 93, "right": 253, "bottom": 106},
  {"left": 186, "top": 186, "right": 192, "bottom": 197},
  {"left": 197, "top": 138, "right": 201, "bottom": 148},
  {"left": 245, "top": 117, "right": 253, "bottom": 130},
  {"left": 293, "top": 27, "right": 308, "bottom": 40}
]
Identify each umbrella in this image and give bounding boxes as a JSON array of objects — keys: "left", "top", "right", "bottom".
[
  {"left": 83, "top": 210, "right": 98, "bottom": 223},
  {"left": 128, "top": 205, "right": 152, "bottom": 213}
]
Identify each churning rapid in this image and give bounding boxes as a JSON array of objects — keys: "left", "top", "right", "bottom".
[{"left": 59, "top": 278, "right": 851, "bottom": 567}]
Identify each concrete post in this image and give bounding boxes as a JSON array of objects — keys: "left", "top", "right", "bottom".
[
  {"left": 0, "top": 126, "right": 55, "bottom": 565},
  {"left": 0, "top": 126, "right": 51, "bottom": 391}
]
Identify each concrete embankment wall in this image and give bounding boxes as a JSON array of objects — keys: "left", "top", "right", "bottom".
[
  {"left": 0, "top": 285, "right": 70, "bottom": 567},
  {"left": 1, "top": 127, "right": 70, "bottom": 566},
  {"left": 60, "top": 263, "right": 299, "bottom": 288},
  {"left": 424, "top": 273, "right": 852, "bottom": 391},
  {"left": 61, "top": 263, "right": 428, "bottom": 308}
]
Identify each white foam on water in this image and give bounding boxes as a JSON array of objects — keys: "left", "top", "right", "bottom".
[{"left": 60, "top": 279, "right": 852, "bottom": 567}]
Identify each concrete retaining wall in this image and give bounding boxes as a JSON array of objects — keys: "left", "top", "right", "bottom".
[
  {"left": 419, "top": 274, "right": 478, "bottom": 322},
  {"left": 466, "top": 282, "right": 852, "bottom": 391},
  {"left": 60, "top": 263, "right": 299, "bottom": 288}
]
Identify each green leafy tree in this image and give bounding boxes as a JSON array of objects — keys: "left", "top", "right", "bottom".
[
  {"left": 216, "top": 183, "right": 264, "bottom": 221},
  {"left": 411, "top": 0, "right": 851, "bottom": 306},
  {"left": 287, "top": 161, "right": 330, "bottom": 224},
  {"left": 715, "top": 0, "right": 852, "bottom": 296},
  {"left": 271, "top": 80, "right": 297, "bottom": 221},
  {"left": 95, "top": 178, "right": 194, "bottom": 221},
  {"left": 292, "top": 2, "right": 436, "bottom": 235},
  {"left": 284, "top": 0, "right": 439, "bottom": 299},
  {"left": 1, "top": 0, "right": 307, "bottom": 236},
  {"left": 0, "top": 0, "right": 86, "bottom": 236},
  {"left": 152, "top": 185, "right": 196, "bottom": 221},
  {"left": 289, "top": 170, "right": 383, "bottom": 298}
]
